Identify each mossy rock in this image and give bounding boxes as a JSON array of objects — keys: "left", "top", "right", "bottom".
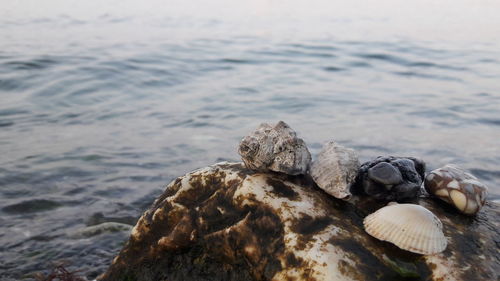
[{"left": 99, "top": 162, "right": 500, "bottom": 281}]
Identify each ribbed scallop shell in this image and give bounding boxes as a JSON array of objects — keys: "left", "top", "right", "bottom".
[{"left": 364, "top": 203, "right": 447, "bottom": 255}]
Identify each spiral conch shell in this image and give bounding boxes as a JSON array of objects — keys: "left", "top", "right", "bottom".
[{"left": 363, "top": 203, "right": 447, "bottom": 255}]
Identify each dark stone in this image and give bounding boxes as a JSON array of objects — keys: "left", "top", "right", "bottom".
[
  {"left": 391, "top": 159, "right": 421, "bottom": 184},
  {"left": 394, "top": 182, "right": 422, "bottom": 200},
  {"left": 353, "top": 156, "right": 426, "bottom": 201},
  {"left": 367, "top": 162, "right": 403, "bottom": 186}
]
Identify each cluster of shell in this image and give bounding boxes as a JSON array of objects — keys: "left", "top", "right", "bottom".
[{"left": 238, "top": 121, "right": 488, "bottom": 255}]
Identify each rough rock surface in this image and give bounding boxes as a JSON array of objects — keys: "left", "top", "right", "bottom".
[
  {"left": 99, "top": 162, "right": 499, "bottom": 281},
  {"left": 353, "top": 156, "right": 426, "bottom": 201},
  {"left": 238, "top": 121, "right": 311, "bottom": 175},
  {"left": 425, "top": 164, "right": 488, "bottom": 215},
  {"left": 310, "top": 141, "right": 359, "bottom": 200}
]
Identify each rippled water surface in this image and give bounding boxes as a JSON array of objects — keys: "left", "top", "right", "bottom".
[{"left": 1, "top": 0, "right": 500, "bottom": 279}]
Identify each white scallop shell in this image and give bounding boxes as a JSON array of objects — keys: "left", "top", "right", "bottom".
[{"left": 363, "top": 203, "right": 447, "bottom": 255}]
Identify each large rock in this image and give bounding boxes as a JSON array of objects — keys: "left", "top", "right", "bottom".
[{"left": 99, "top": 162, "right": 499, "bottom": 281}]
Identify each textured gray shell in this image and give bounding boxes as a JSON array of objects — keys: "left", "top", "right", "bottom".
[
  {"left": 238, "top": 121, "right": 311, "bottom": 175},
  {"left": 310, "top": 141, "right": 359, "bottom": 199}
]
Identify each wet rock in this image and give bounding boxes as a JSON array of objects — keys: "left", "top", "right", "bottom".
[
  {"left": 425, "top": 164, "right": 488, "bottom": 215},
  {"left": 99, "top": 162, "right": 499, "bottom": 281},
  {"left": 354, "top": 156, "right": 426, "bottom": 201},
  {"left": 238, "top": 121, "right": 311, "bottom": 175},
  {"left": 310, "top": 141, "right": 359, "bottom": 199}
]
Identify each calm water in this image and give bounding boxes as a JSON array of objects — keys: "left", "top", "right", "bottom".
[{"left": 1, "top": 1, "right": 500, "bottom": 279}]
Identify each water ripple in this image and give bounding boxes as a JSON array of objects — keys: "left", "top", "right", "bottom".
[
  {"left": 2, "top": 199, "right": 63, "bottom": 214},
  {"left": 476, "top": 118, "right": 500, "bottom": 126},
  {"left": 323, "top": 66, "right": 346, "bottom": 72},
  {"left": 4, "top": 58, "right": 58, "bottom": 70},
  {"left": 393, "top": 71, "right": 462, "bottom": 81}
]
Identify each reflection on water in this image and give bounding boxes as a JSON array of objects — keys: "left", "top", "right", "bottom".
[{"left": 1, "top": 0, "right": 500, "bottom": 279}]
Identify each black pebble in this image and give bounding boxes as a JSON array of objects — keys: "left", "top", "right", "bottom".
[
  {"left": 353, "top": 156, "right": 426, "bottom": 201},
  {"left": 368, "top": 162, "right": 403, "bottom": 185}
]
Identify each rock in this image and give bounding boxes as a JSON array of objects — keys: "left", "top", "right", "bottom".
[
  {"left": 367, "top": 162, "right": 402, "bottom": 186},
  {"left": 310, "top": 141, "right": 359, "bottom": 199},
  {"left": 238, "top": 121, "right": 311, "bottom": 175},
  {"left": 99, "top": 162, "right": 499, "bottom": 281},
  {"left": 425, "top": 164, "right": 488, "bottom": 215},
  {"left": 354, "top": 156, "right": 426, "bottom": 201}
]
